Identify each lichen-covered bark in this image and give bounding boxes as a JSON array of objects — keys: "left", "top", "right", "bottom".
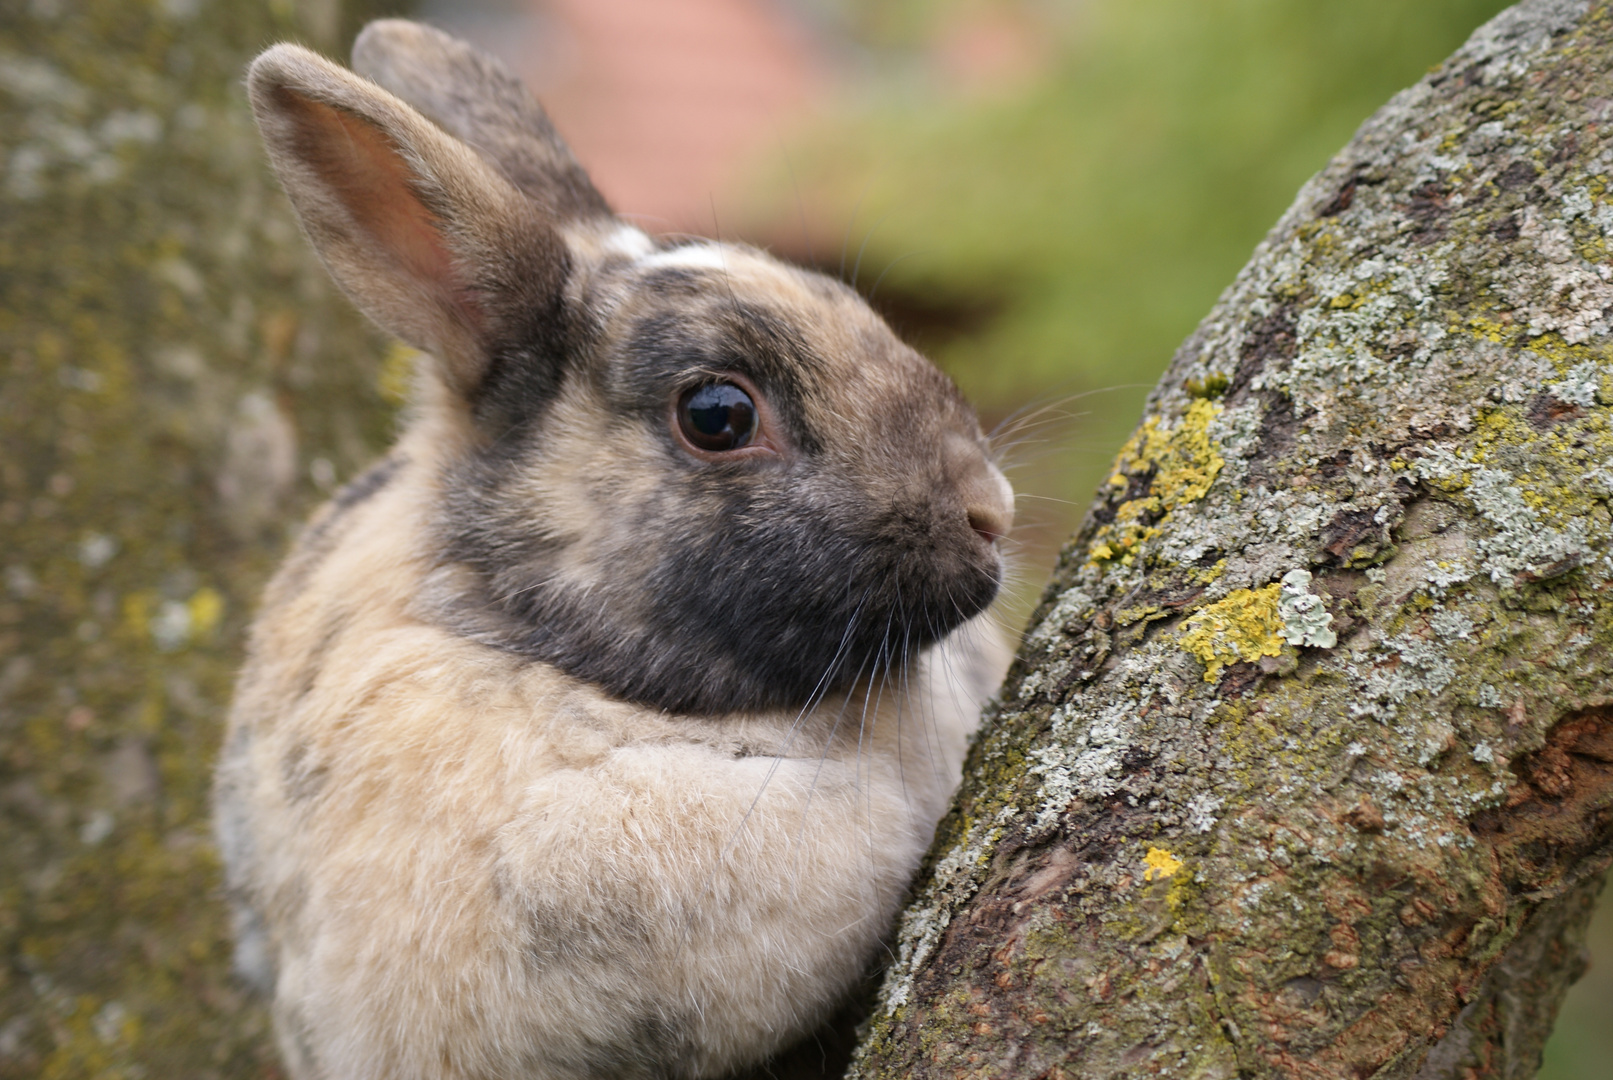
[
  {"left": 851, "top": 2, "right": 1613, "bottom": 1077},
  {"left": 0, "top": 2, "right": 398, "bottom": 1076}
]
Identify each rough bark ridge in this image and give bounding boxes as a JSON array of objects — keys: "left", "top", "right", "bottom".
[
  {"left": 0, "top": 2, "right": 397, "bottom": 1076},
  {"left": 851, "top": 2, "right": 1613, "bottom": 1077}
]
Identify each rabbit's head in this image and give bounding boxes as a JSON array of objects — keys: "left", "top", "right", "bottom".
[{"left": 249, "top": 21, "right": 1012, "bottom": 716}]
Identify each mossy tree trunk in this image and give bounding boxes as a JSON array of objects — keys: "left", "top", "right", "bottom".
[
  {"left": 850, "top": 2, "right": 1613, "bottom": 1077},
  {"left": 0, "top": 2, "right": 398, "bottom": 1076}
]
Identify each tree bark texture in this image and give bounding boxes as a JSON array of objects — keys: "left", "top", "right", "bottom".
[
  {"left": 850, "top": 2, "right": 1613, "bottom": 1078},
  {"left": 0, "top": 2, "right": 398, "bottom": 1076}
]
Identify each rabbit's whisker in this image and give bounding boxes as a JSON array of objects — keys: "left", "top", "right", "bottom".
[{"left": 850, "top": 212, "right": 891, "bottom": 292}]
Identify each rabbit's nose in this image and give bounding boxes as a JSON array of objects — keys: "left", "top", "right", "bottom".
[
  {"left": 969, "top": 502, "right": 1012, "bottom": 544},
  {"left": 945, "top": 436, "right": 1014, "bottom": 543},
  {"left": 966, "top": 467, "right": 1014, "bottom": 543}
]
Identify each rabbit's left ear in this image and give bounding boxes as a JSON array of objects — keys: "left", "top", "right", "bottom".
[
  {"left": 248, "top": 43, "right": 571, "bottom": 399},
  {"left": 352, "top": 20, "right": 612, "bottom": 222}
]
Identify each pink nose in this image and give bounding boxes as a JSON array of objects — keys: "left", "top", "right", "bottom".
[
  {"left": 968, "top": 504, "right": 1011, "bottom": 543},
  {"left": 944, "top": 432, "right": 1014, "bottom": 545}
]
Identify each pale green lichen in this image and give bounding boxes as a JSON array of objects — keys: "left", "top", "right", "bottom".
[{"left": 1277, "top": 569, "right": 1337, "bottom": 648}]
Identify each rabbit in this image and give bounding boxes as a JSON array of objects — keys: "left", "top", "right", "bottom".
[{"left": 212, "top": 19, "right": 1015, "bottom": 1080}]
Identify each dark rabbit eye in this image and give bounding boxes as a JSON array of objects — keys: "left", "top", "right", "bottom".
[{"left": 678, "top": 383, "right": 757, "bottom": 452}]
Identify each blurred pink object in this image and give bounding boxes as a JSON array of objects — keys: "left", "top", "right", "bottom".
[{"left": 428, "top": 0, "right": 828, "bottom": 235}]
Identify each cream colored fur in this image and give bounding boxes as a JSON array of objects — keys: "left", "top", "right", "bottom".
[
  {"left": 219, "top": 27, "right": 1014, "bottom": 1079},
  {"left": 218, "top": 413, "right": 1008, "bottom": 1080}
]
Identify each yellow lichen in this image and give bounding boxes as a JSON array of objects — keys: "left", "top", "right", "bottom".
[
  {"left": 1522, "top": 333, "right": 1613, "bottom": 377},
  {"left": 1116, "top": 603, "right": 1163, "bottom": 627},
  {"left": 1183, "top": 372, "right": 1229, "bottom": 399},
  {"left": 1467, "top": 404, "right": 1613, "bottom": 528},
  {"left": 1143, "top": 847, "right": 1184, "bottom": 881},
  {"left": 187, "top": 587, "right": 224, "bottom": 639},
  {"left": 1177, "top": 582, "right": 1285, "bottom": 682},
  {"left": 1465, "top": 313, "right": 1511, "bottom": 345},
  {"left": 1088, "top": 399, "right": 1225, "bottom": 567}
]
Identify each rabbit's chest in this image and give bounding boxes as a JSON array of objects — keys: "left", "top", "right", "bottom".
[{"left": 236, "top": 625, "right": 941, "bottom": 914}]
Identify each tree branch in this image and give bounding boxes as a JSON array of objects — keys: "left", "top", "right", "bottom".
[{"left": 852, "top": 2, "right": 1613, "bottom": 1076}]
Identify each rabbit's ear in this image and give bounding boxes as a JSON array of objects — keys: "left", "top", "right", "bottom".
[
  {"left": 351, "top": 20, "right": 611, "bottom": 222},
  {"left": 247, "top": 43, "right": 569, "bottom": 397}
]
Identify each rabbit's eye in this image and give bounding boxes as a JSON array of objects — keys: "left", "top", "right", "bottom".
[{"left": 678, "top": 383, "right": 757, "bottom": 452}]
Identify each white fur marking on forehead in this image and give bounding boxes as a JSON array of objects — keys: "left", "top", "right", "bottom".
[
  {"left": 638, "top": 243, "right": 732, "bottom": 272},
  {"left": 603, "top": 225, "right": 655, "bottom": 259}
]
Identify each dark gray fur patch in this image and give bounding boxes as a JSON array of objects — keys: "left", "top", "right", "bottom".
[
  {"left": 436, "top": 291, "right": 1000, "bottom": 716},
  {"left": 513, "top": 894, "right": 699, "bottom": 1077},
  {"left": 522, "top": 1010, "right": 699, "bottom": 1080},
  {"left": 279, "top": 740, "right": 329, "bottom": 803},
  {"left": 440, "top": 439, "right": 997, "bottom": 715},
  {"left": 523, "top": 891, "right": 657, "bottom": 973},
  {"left": 607, "top": 1012, "right": 700, "bottom": 1080},
  {"left": 292, "top": 606, "right": 350, "bottom": 705},
  {"left": 273, "top": 454, "right": 405, "bottom": 600},
  {"left": 618, "top": 299, "right": 825, "bottom": 454},
  {"left": 332, "top": 453, "right": 405, "bottom": 511}
]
